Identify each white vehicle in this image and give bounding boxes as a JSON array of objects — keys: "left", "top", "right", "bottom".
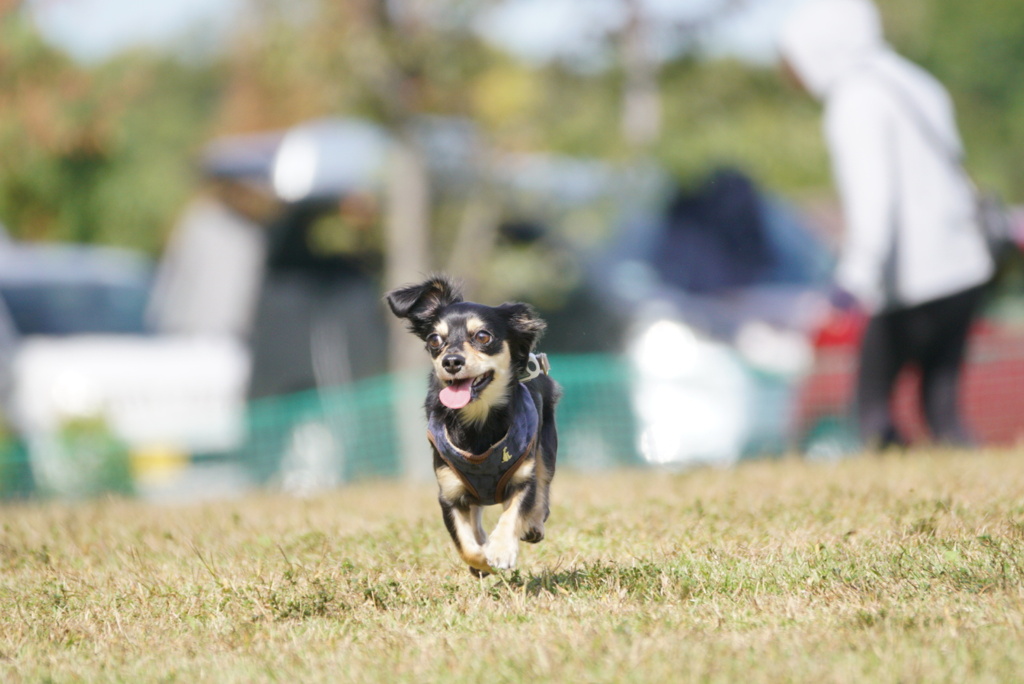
[{"left": 0, "top": 242, "right": 250, "bottom": 500}]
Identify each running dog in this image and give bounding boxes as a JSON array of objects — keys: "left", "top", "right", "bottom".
[{"left": 385, "top": 275, "right": 560, "bottom": 576}]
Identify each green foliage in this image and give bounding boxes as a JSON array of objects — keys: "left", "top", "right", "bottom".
[
  {"left": 882, "top": 0, "right": 1024, "bottom": 197},
  {"left": 85, "top": 54, "right": 221, "bottom": 252},
  {"left": 35, "top": 416, "right": 134, "bottom": 499},
  {"left": 480, "top": 55, "right": 831, "bottom": 196},
  {"left": 656, "top": 58, "right": 829, "bottom": 193},
  {"left": 0, "top": 12, "right": 219, "bottom": 253}
]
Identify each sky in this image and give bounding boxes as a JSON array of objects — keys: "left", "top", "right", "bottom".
[
  {"left": 27, "top": 0, "right": 808, "bottom": 66},
  {"left": 27, "top": 0, "right": 246, "bottom": 62},
  {"left": 475, "top": 0, "right": 809, "bottom": 66}
]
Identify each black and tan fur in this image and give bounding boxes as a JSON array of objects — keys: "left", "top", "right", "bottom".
[{"left": 385, "top": 275, "right": 560, "bottom": 575}]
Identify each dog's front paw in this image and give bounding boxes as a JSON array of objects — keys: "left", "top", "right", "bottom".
[
  {"left": 521, "top": 526, "right": 544, "bottom": 544},
  {"left": 484, "top": 537, "right": 519, "bottom": 570}
]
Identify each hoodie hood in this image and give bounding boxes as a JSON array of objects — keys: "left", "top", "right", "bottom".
[{"left": 779, "top": 0, "right": 885, "bottom": 98}]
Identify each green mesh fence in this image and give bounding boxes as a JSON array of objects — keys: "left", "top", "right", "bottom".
[
  {"left": 241, "top": 354, "right": 643, "bottom": 487},
  {"left": 0, "top": 440, "right": 33, "bottom": 500},
  {"left": 0, "top": 354, "right": 644, "bottom": 501}
]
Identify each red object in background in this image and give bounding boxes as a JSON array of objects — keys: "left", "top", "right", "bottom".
[
  {"left": 811, "top": 308, "right": 867, "bottom": 349},
  {"left": 796, "top": 307, "right": 1024, "bottom": 447}
]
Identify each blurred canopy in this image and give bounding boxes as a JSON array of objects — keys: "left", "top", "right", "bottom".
[{"left": 0, "top": 0, "right": 1022, "bottom": 254}]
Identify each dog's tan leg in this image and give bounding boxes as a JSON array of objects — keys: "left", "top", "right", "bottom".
[
  {"left": 471, "top": 505, "right": 487, "bottom": 546},
  {"left": 521, "top": 448, "right": 550, "bottom": 543},
  {"left": 441, "top": 502, "right": 492, "bottom": 574},
  {"left": 485, "top": 487, "right": 530, "bottom": 570},
  {"left": 437, "top": 464, "right": 491, "bottom": 573}
]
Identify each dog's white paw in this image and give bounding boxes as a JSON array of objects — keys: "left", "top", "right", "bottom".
[{"left": 484, "top": 537, "right": 519, "bottom": 570}]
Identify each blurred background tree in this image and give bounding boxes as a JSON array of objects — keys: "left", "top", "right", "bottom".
[
  {"left": 894, "top": 0, "right": 1024, "bottom": 195},
  {"left": 0, "top": 9, "right": 218, "bottom": 252},
  {"left": 0, "top": 0, "right": 1021, "bottom": 256}
]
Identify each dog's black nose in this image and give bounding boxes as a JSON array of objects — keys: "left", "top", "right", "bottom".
[{"left": 442, "top": 354, "right": 465, "bottom": 374}]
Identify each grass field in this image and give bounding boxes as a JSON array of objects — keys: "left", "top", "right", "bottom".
[{"left": 2, "top": 448, "right": 1024, "bottom": 683}]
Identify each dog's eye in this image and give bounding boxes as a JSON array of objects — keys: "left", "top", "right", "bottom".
[
  {"left": 474, "top": 330, "right": 493, "bottom": 345},
  {"left": 426, "top": 333, "right": 444, "bottom": 350}
]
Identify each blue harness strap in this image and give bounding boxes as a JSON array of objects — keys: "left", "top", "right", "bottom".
[{"left": 427, "top": 383, "right": 540, "bottom": 505}]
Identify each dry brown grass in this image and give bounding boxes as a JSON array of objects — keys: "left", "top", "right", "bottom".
[{"left": 2, "top": 448, "right": 1024, "bottom": 682}]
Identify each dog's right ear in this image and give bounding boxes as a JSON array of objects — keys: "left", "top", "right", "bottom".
[{"left": 385, "top": 275, "right": 463, "bottom": 337}]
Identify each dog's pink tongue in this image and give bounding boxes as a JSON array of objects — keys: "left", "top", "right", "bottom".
[{"left": 440, "top": 379, "right": 474, "bottom": 409}]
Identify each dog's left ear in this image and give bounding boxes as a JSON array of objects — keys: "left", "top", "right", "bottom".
[
  {"left": 498, "top": 302, "right": 547, "bottom": 362},
  {"left": 385, "top": 275, "right": 464, "bottom": 338}
]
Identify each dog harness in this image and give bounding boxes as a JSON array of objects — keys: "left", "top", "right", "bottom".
[
  {"left": 519, "top": 352, "right": 550, "bottom": 383},
  {"left": 427, "top": 356, "right": 548, "bottom": 505}
]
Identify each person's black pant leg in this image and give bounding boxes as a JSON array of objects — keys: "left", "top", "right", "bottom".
[
  {"left": 854, "top": 285, "right": 985, "bottom": 450},
  {"left": 916, "top": 285, "right": 985, "bottom": 445},
  {"left": 855, "top": 310, "right": 908, "bottom": 449}
]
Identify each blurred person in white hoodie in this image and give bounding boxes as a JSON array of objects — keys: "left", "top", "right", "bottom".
[{"left": 780, "top": 0, "right": 994, "bottom": 448}]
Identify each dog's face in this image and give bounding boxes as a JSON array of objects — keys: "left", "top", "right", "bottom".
[{"left": 386, "top": 276, "right": 545, "bottom": 423}]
